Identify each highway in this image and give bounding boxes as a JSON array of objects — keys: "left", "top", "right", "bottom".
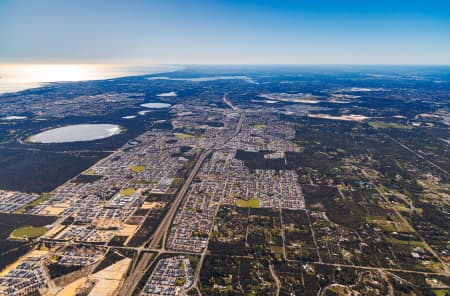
[
  {"left": 119, "top": 149, "right": 212, "bottom": 296},
  {"left": 222, "top": 93, "right": 244, "bottom": 142},
  {"left": 119, "top": 93, "right": 244, "bottom": 295},
  {"left": 223, "top": 92, "right": 237, "bottom": 110},
  {"left": 149, "top": 149, "right": 212, "bottom": 250}
]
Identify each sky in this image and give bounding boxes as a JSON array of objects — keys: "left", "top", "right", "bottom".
[{"left": 1, "top": 0, "right": 450, "bottom": 65}]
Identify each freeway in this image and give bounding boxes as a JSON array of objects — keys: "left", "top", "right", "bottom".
[
  {"left": 119, "top": 93, "right": 244, "bottom": 295},
  {"left": 223, "top": 92, "right": 237, "bottom": 110},
  {"left": 149, "top": 149, "right": 212, "bottom": 250},
  {"left": 222, "top": 93, "right": 244, "bottom": 143},
  {"left": 118, "top": 149, "right": 212, "bottom": 296}
]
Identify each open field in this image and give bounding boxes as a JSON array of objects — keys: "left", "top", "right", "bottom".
[
  {"left": 369, "top": 121, "right": 414, "bottom": 129},
  {"left": 235, "top": 198, "right": 259, "bottom": 208},
  {"left": 130, "top": 165, "right": 145, "bottom": 172},
  {"left": 119, "top": 187, "right": 136, "bottom": 196},
  {"left": 174, "top": 132, "right": 194, "bottom": 139},
  {"left": 253, "top": 124, "right": 267, "bottom": 129},
  {"left": 10, "top": 226, "right": 47, "bottom": 239}
]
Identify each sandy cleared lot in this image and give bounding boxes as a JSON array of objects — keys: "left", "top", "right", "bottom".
[
  {"left": 141, "top": 201, "right": 164, "bottom": 209},
  {"left": 116, "top": 224, "right": 138, "bottom": 236},
  {"left": 88, "top": 258, "right": 131, "bottom": 296},
  {"left": 43, "top": 224, "right": 65, "bottom": 239},
  {"left": 307, "top": 113, "right": 369, "bottom": 121},
  {"left": 92, "top": 218, "right": 122, "bottom": 228},
  {"left": 41, "top": 203, "right": 69, "bottom": 215},
  {"left": 56, "top": 277, "right": 87, "bottom": 296}
]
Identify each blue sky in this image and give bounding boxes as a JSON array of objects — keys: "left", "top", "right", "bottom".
[{"left": 1, "top": 0, "right": 450, "bottom": 64}]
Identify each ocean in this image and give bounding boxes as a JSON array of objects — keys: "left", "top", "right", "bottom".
[{"left": 0, "top": 64, "right": 180, "bottom": 94}]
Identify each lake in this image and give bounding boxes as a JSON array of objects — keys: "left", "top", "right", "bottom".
[
  {"left": 29, "top": 124, "right": 122, "bottom": 143},
  {"left": 147, "top": 75, "right": 257, "bottom": 83},
  {"left": 140, "top": 102, "right": 172, "bottom": 109}
]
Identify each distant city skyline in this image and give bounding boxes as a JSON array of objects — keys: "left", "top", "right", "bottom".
[{"left": 1, "top": 0, "right": 450, "bottom": 65}]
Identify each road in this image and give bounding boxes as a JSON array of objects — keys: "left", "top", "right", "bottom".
[
  {"left": 118, "top": 149, "right": 212, "bottom": 296},
  {"left": 149, "top": 150, "right": 212, "bottom": 249},
  {"left": 269, "top": 263, "right": 281, "bottom": 296},
  {"left": 222, "top": 94, "right": 244, "bottom": 142},
  {"left": 385, "top": 134, "right": 448, "bottom": 175},
  {"left": 310, "top": 261, "right": 450, "bottom": 277},
  {"left": 120, "top": 93, "right": 244, "bottom": 295},
  {"left": 223, "top": 92, "right": 237, "bottom": 110},
  {"left": 361, "top": 170, "right": 450, "bottom": 274}
]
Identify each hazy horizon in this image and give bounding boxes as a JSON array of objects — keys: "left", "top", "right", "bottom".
[{"left": 2, "top": 63, "right": 449, "bottom": 95}]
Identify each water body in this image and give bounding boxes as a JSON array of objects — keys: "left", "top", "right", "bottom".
[
  {"left": 138, "top": 110, "right": 151, "bottom": 116},
  {"left": 0, "top": 64, "right": 181, "bottom": 94},
  {"left": 1, "top": 116, "right": 27, "bottom": 120},
  {"left": 29, "top": 124, "right": 122, "bottom": 143},
  {"left": 140, "top": 102, "right": 172, "bottom": 108},
  {"left": 157, "top": 91, "right": 177, "bottom": 97},
  {"left": 147, "top": 75, "right": 257, "bottom": 84}
]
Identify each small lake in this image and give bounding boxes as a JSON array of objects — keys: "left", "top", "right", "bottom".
[
  {"left": 147, "top": 75, "right": 257, "bottom": 84},
  {"left": 29, "top": 124, "right": 122, "bottom": 143},
  {"left": 2, "top": 116, "right": 27, "bottom": 120},
  {"left": 157, "top": 92, "right": 177, "bottom": 97},
  {"left": 140, "top": 102, "right": 172, "bottom": 109}
]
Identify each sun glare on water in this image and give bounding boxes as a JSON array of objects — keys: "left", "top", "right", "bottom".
[
  {"left": 20, "top": 64, "right": 99, "bottom": 82},
  {"left": 0, "top": 64, "right": 179, "bottom": 94},
  {"left": 0, "top": 64, "right": 121, "bottom": 94},
  {"left": 3, "top": 64, "right": 118, "bottom": 83}
]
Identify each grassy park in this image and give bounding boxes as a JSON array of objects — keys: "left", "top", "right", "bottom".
[
  {"left": 235, "top": 198, "right": 259, "bottom": 208},
  {"left": 10, "top": 226, "right": 47, "bottom": 239},
  {"left": 130, "top": 165, "right": 145, "bottom": 172}
]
